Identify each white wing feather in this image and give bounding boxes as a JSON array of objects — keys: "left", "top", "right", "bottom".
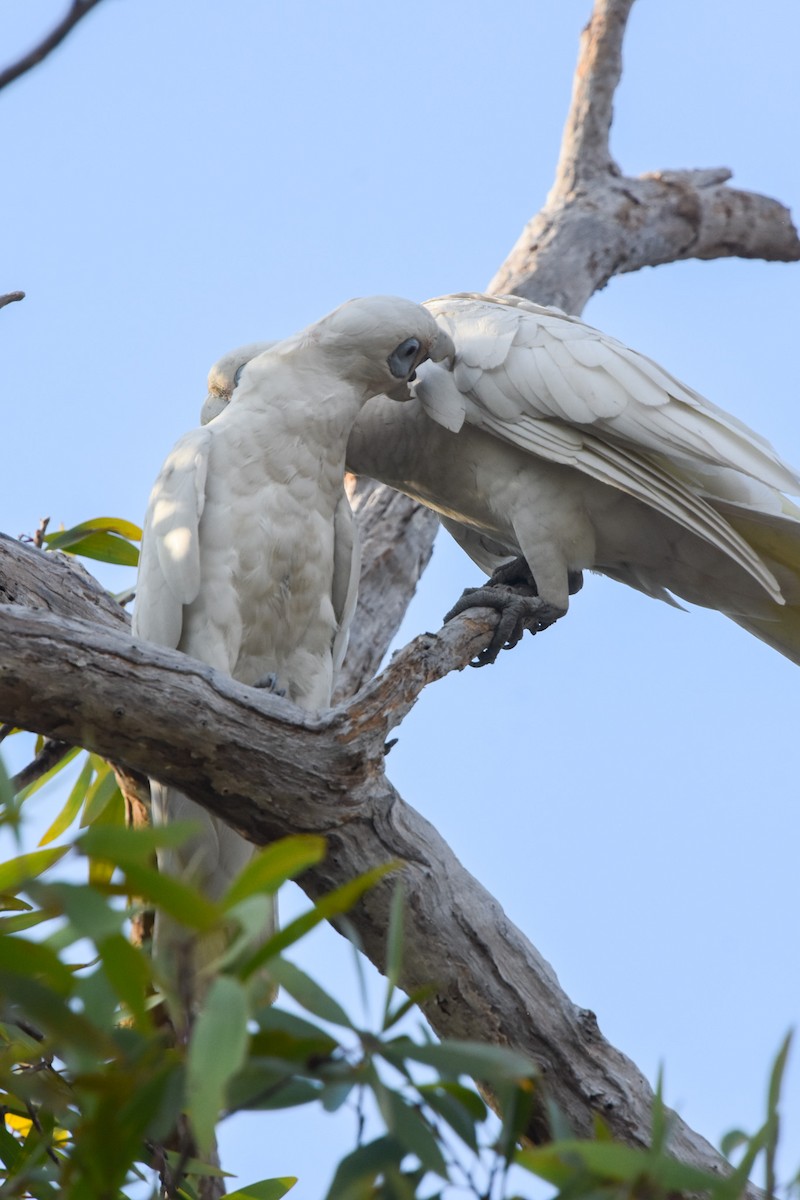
[
  {"left": 421, "top": 293, "right": 800, "bottom": 493},
  {"left": 132, "top": 427, "right": 211, "bottom": 648}
]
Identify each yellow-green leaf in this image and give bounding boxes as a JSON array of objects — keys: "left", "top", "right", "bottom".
[
  {"left": 223, "top": 836, "right": 326, "bottom": 909},
  {"left": 0, "top": 846, "right": 70, "bottom": 895}
]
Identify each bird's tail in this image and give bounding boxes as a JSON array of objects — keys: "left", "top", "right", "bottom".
[
  {"left": 728, "top": 607, "right": 800, "bottom": 666},
  {"left": 715, "top": 501, "right": 800, "bottom": 665}
]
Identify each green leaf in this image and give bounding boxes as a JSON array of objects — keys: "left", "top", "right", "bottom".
[
  {"left": 0, "top": 971, "right": 108, "bottom": 1057},
  {"left": 114, "top": 861, "right": 221, "bottom": 931},
  {"left": 226, "top": 1178, "right": 297, "bottom": 1200},
  {"left": 515, "top": 1140, "right": 727, "bottom": 1193},
  {"left": 0, "top": 910, "right": 50, "bottom": 934},
  {"left": 228, "top": 1068, "right": 322, "bottom": 1112},
  {"left": 382, "top": 880, "right": 405, "bottom": 1027},
  {"left": 373, "top": 1081, "right": 449, "bottom": 1179},
  {"left": 186, "top": 975, "right": 249, "bottom": 1153},
  {"left": 33, "top": 882, "right": 124, "bottom": 942},
  {"left": 417, "top": 1082, "right": 486, "bottom": 1150},
  {"left": 80, "top": 765, "right": 122, "bottom": 828},
  {"left": 44, "top": 518, "right": 141, "bottom": 566},
  {"left": 265, "top": 958, "right": 352, "bottom": 1027},
  {"left": 0, "top": 755, "right": 22, "bottom": 841},
  {"left": 0, "top": 1122, "right": 23, "bottom": 1169},
  {"left": 0, "top": 845, "right": 70, "bottom": 895},
  {"left": 223, "top": 836, "right": 327, "bottom": 908},
  {"left": 38, "top": 755, "right": 94, "bottom": 845},
  {"left": 324, "top": 1135, "right": 406, "bottom": 1200},
  {"left": 54, "top": 530, "right": 140, "bottom": 566},
  {"left": 99, "top": 934, "right": 152, "bottom": 1026},
  {"left": 241, "top": 862, "right": 400, "bottom": 976},
  {"left": 382, "top": 1037, "right": 537, "bottom": 1085},
  {"left": 720, "top": 1128, "right": 750, "bottom": 1158},
  {"left": 44, "top": 516, "right": 142, "bottom": 543},
  {"left": 249, "top": 1009, "right": 339, "bottom": 1068},
  {"left": 79, "top": 821, "right": 201, "bottom": 863},
  {"left": 252, "top": 1006, "right": 339, "bottom": 1053}
]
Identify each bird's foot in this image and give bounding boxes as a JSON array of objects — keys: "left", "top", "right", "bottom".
[
  {"left": 253, "top": 672, "right": 287, "bottom": 697},
  {"left": 444, "top": 558, "right": 568, "bottom": 667}
]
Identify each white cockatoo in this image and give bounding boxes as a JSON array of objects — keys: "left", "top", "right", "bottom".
[
  {"left": 207, "top": 293, "right": 800, "bottom": 669},
  {"left": 133, "top": 295, "right": 454, "bottom": 984}
]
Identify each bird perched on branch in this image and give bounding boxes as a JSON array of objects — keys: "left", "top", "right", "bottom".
[
  {"left": 209, "top": 292, "right": 800, "bottom": 668},
  {"left": 133, "top": 295, "right": 453, "bottom": 988}
]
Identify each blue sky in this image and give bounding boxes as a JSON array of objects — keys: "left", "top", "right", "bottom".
[{"left": 1, "top": 2, "right": 799, "bottom": 1196}]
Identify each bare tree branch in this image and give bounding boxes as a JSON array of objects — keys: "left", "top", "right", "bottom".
[
  {"left": 0, "top": 292, "right": 25, "bottom": 310},
  {"left": 0, "top": 2, "right": 105, "bottom": 93}
]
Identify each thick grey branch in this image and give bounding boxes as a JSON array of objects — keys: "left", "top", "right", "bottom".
[
  {"left": 0, "top": 292, "right": 25, "bottom": 310},
  {"left": 0, "top": 2, "right": 105, "bottom": 93},
  {"left": 0, "top": 598, "right": 748, "bottom": 1189}
]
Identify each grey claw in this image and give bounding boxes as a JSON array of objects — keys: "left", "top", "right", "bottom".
[
  {"left": 444, "top": 581, "right": 562, "bottom": 667},
  {"left": 253, "top": 672, "right": 287, "bottom": 697}
]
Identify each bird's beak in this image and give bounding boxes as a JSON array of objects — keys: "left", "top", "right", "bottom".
[{"left": 201, "top": 390, "right": 229, "bottom": 425}]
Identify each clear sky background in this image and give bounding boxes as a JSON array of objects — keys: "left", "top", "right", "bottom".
[{"left": 1, "top": 2, "right": 799, "bottom": 1196}]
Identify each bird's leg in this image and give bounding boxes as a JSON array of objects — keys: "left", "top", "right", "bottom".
[
  {"left": 444, "top": 556, "right": 576, "bottom": 667},
  {"left": 253, "top": 672, "right": 288, "bottom": 697}
]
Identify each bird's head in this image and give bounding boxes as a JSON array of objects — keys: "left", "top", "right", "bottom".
[
  {"left": 201, "top": 340, "right": 275, "bottom": 424},
  {"left": 307, "top": 295, "right": 455, "bottom": 403}
]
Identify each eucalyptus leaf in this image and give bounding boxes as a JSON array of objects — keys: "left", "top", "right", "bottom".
[
  {"left": 38, "top": 755, "right": 94, "bottom": 845},
  {"left": 223, "top": 836, "right": 327, "bottom": 908},
  {"left": 186, "top": 976, "right": 249, "bottom": 1153},
  {"left": 264, "top": 958, "right": 352, "bottom": 1027},
  {"left": 0, "top": 845, "right": 70, "bottom": 895},
  {"left": 226, "top": 1177, "right": 297, "bottom": 1200}
]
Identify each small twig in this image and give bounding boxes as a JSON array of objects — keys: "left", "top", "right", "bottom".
[
  {"left": 0, "top": 291, "right": 25, "bottom": 310},
  {"left": 11, "top": 738, "right": 72, "bottom": 794},
  {"left": 32, "top": 518, "right": 50, "bottom": 550},
  {"left": 0, "top": 1, "right": 105, "bottom": 93},
  {"left": 342, "top": 606, "right": 522, "bottom": 743},
  {"left": 24, "top": 1101, "right": 61, "bottom": 1167},
  {"left": 0, "top": 722, "right": 15, "bottom": 743}
]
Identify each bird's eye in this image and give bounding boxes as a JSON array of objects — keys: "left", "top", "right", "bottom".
[
  {"left": 233, "top": 363, "right": 247, "bottom": 387},
  {"left": 388, "top": 337, "right": 422, "bottom": 378}
]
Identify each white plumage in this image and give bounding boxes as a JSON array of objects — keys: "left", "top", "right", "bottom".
[
  {"left": 210, "top": 293, "right": 800, "bottom": 667},
  {"left": 133, "top": 295, "right": 453, "bottom": 984}
]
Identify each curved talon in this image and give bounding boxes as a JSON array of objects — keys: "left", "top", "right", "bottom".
[{"left": 444, "top": 584, "right": 562, "bottom": 667}]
